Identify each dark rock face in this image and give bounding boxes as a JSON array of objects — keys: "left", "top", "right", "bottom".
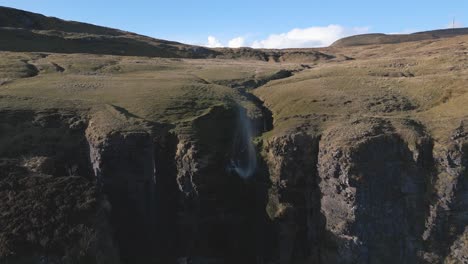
[
  {"left": 262, "top": 119, "right": 468, "bottom": 264},
  {"left": 317, "top": 122, "right": 430, "bottom": 263},
  {"left": 0, "top": 168, "right": 118, "bottom": 263},
  {"left": 151, "top": 132, "right": 179, "bottom": 261},
  {"left": 264, "top": 134, "right": 321, "bottom": 264},
  {"left": 1, "top": 108, "right": 467, "bottom": 264},
  {"left": 82, "top": 105, "right": 266, "bottom": 263},
  {"left": 0, "top": 110, "right": 118, "bottom": 264},
  {"left": 446, "top": 228, "right": 468, "bottom": 263},
  {"left": 423, "top": 122, "right": 468, "bottom": 263},
  {"left": 86, "top": 128, "right": 156, "bottom": 262},
  {"left": 170, "top": 106, "right": 262, "bottom": 263},
  {"left": 0, "top": 109, "right": 91, "bottom": 177}
]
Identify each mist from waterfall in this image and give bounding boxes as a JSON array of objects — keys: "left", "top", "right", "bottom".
[{"left": 228, "top": 106, "right": 257, "bottom": 178}]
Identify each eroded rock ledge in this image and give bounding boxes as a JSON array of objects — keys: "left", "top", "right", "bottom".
[
  {"left": 262, "top": 118, "right": 467, "bottom": 264},
  {"left": 1, "top": 107, "right": 467, "bottom": 264}
]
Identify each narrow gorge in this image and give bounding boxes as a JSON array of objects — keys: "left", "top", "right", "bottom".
[
  {"left": 0, "top": 7, "right": 467, "bottom": 263},
  {"left": 2, "top": 78, "right": 466, "bottom": 263}
]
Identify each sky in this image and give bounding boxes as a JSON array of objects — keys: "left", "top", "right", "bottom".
[{"left": 0, "top": 0, "right": 466, "bottom": 48}]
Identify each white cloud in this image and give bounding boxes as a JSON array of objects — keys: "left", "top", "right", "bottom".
[
  {"left": 202, "top": 25, "right": 369, "bottom": 49},
  {"left": 251, "top": 25, "right": 370, "bottom": 49},
  {"left": 206, "top": 36, "right": 222, "bottom": 48},
  {"left": 446, "top": 20, "right": 464, "bottom": 29},
  {"left": 228, "top": 37, "right": 245, "bottom": 48}
]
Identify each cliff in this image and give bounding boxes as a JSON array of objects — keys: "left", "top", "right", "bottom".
[{"left": 0, "top": 7, "right": 467, "bottom": 264}]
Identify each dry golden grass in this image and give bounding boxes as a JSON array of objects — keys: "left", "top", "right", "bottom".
[
  {"left": 255, "top": 35, "right": 468, "bottom": 141},
  {"left": 0, "top": 35, "right": 467, "bottom": 143},
  {"left": 0, "top": 52, "right": 288, "bottom": 134}
]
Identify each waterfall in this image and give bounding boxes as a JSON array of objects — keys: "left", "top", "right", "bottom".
[{"left": 228, "top": 106, "right": 257, "bottom": 178}]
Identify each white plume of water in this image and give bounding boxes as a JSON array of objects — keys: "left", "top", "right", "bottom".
[{"left": 228, "top": 106, "right": 257, "bottom": 178}]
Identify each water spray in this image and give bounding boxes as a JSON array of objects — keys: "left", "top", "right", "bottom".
[{"left": 228, "top": 105, "right": 257, "bottom": 178}]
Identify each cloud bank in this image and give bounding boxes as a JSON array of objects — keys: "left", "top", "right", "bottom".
[
  {"left": 252, "top": 25, "right": 369, "bottom": 48},
  {"left": 206, "top": 36, "right": 222, "bottom": 48},
  {"left": 203, "top": 24, "right": 369, "bottom": 49},
  {"left": 228, "top": 37, "right": 245, "bottom": 48}
]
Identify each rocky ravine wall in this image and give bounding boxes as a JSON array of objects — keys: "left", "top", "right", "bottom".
[
  {"left": 264, "top": 118, "right": 468, "bottom": 264},
  {"left": 86, "top": 127, "right": 157, "bottom": 263},
  {"left": 84, "top": 104, "right": 268, "bottom": 263},
  {"left": 1, "top": 107, "right": 467, "bottom": 264},
  {"left": 0, "top": 109, "right": 119, "bottom": 263}
]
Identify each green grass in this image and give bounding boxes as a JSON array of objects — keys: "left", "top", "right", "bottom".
[
  {"left": 255, "top": 35, "right": 468, "bottom": 140},
  {"left": 0, "top": 52, "right": 289, "bottom": 136},
  {"left": 1, "top": 34, "right": 467, "bottom": 143}
]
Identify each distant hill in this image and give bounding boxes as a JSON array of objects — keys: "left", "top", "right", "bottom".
[
  {"left": 213, "top": 47, "right": 337, "bottom": 62},
  {"left": 0, "top": 6, "right": 336, "bottom": 62},
  {"left": 0, "top": 6, "right": 219, "bottom": 58},
  {"left": 0, "top": 6, "right": 127, "bottom": 35},
  {"left": 331, "top": 28, "right": 468, "bottom": 47}
]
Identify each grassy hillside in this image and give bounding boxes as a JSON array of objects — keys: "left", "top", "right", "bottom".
[
  {"left": 0, "top": 6, "right": 338, "bottom": 62},
  {"left": 0, "top": 6, "right": 126, "bottom": 35},
  {"left": 0, "top": 52, "right": 296, "bottom": 133},
  {"left": 0, "top": 6, "right": 219, "bottom": 58},
  {"left": 0, "top": 6, "right": 466, "bottom": 144},
  {"left": 1, "top": 33, "right": 466, "bottom": 142},
  {"left": 257, "top": 34, "right": 468, "bottom": 142}
]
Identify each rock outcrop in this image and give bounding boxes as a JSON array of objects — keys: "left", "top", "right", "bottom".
[
  {"left": 264, "top": 133, "right": 321, "bottom": 263},
  {"left": 423, "top": 121, "right": 468, "bottom": 263},
  {"left": 170, "top": 106, "right": 261, "bottom": 263},
  {"left": 86, "top": 127, "right": 156, "bottom": 262},
  {"left": 1, "top": 102, "right": 467, "bottom": 264},
  {"left": 2, "top": 107, "right": 467, "bottom": 264},
  {"left": 0, "top": 110, "right": 118, "bottom": 264},
  {"left": 317, "top": 119, "right": 431, "bottom": 263},
  {"left": 261, "top": 118, "right": 468, "bottom": 264}
]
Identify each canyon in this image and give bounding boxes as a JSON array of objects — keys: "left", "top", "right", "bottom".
[{"left": 0, "top": 6, "right": 467, "bottom": 264}]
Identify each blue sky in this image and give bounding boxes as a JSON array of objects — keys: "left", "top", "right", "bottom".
[{"left": 0, "top": 0, "right": 466, "bottom": 48}]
